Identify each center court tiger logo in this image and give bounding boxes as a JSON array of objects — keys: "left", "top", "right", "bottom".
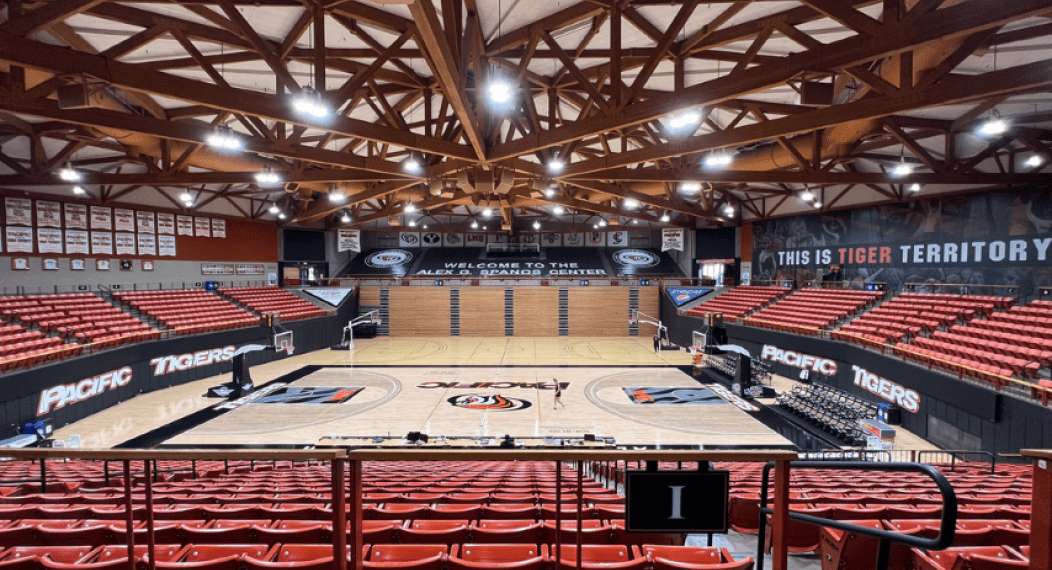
[
  {"left": 447, "top": 394, "right": 533, "bottom": 411},
  {"left": 613, "top": 249, "right": 660, "bottom": 267},
  {"left": 365, "top": 249, "right": 413, "bottom": 268}
]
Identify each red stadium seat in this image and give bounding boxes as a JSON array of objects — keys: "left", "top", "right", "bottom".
[
  {"left": 449, "top": 544, "right": 547, "bottom": 570},
  {"left": 550, "top": 545, "right": 647, "bottom": 570},
  {"left": 471, "top": 520, "right": 543, "bottom": 543},
  {"left": 365, "top": 544, "right": 449, "bottom": 570},
  {"left": 639, "top": 546, "right": 754, "bottom": 570},
  {"left": 400, "top": 519, "right": 470, "bottom": 544}
]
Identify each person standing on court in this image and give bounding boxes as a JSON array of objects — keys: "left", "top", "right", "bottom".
[
  {"left": 553, "top": 380, "right": 565, "bottom": 410},
  {"left": 654, "top": 335, "right": 660, "bottom": 354}
]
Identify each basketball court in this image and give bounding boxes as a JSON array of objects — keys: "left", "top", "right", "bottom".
[{"left": 51, "top": 337, "right": 793, "bottom": 450}]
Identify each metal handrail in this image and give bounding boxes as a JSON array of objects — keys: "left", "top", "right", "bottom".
[
  {"left": 756, "top": 461, "right": 958, "bottom": 570},
  {"left": 916, "top": 450, "right": 996, "bottom": 473}
]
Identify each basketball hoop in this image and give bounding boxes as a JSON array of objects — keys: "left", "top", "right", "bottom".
[
  {"left": 628, "top": 318, "right": 638, "bottom": 325},
  {"left": 688, "top": 346, "right": 700, "bottom": 356}
]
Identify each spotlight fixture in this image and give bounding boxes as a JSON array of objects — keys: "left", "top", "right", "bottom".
[
  {"left": 723, "top": 204, "right": 734, "bottom": 216},
  {"left": 533, "top": 221, "right": 540, "bottom": 230},
  {"left": 547, "top": 159, "right": 565, "bottom": 174},
  {"left": 660, "top": 212, "right": 670, "bottom": 222},
  {"left": 893, "top": 159, "right": 913, "bottom": 177},
  {"left": 403, "top": 158, "right": 422, "bottom": 174},
  {"left": 471, "top": 220, "right": 479, "bottom": 229},
  {"left": 404, "top": 202, "right": 416, "bottom": 213},
  {"left": 487, "top": 78, "right": 515, "bottom": 109},
  {"left": 813, "top": 201, "right": 822, "bottom": 208},
  {"left": 72, "top": 186, "right": 86, "bottom": 195},
  {"left": 544, "top": 187, "right": 556, "bottom": 198},
  {"left": 553, "top": 205, "right": 565, "bottom": 215},
  {"left": 482, "top": 207, "right": 493, "bottom": 217},
  {"left": 800, "top": 189, "right": 814, "bottom": 201},
  {"left": 292, "top": 85, "right": 330, "bottom": 118},
  {"left": 631, "top": 219, "right": 638, "bottom": 224},
  {"left": 599, "top": 219, "right": 607, "bottom": 227},
  {"left": 341, "top": 212, "right": 351, "bottom": 223},
  {"left": 666, "top": 110, "right": 701, "bottom": 133},
  {"left": 255, "top": 168, "right": 281, "bottom": 185},
  {"left": 268, "top": 204, "right": 281, "bottom": 214},
  {"left": 408, "top": 219, "right": 417, "bottom": 227},
  {"left": 1027, "top": 155, "right": 1044, "bottom": 168},
  {"left": 679, "top": 182, "right": 701, "bottom": 193},
  {"left": 704, "top": 151, "right": 733, "bottom": 168},
  {"left": 207, "top": 127, "right": 242, "bottom": 150},
  {"left": 180, "top": 192, "right": 193, "bottom": 202},
  {"left": 329, "top": 189, "right": 346, "bottom": 203},
  {"left": 278, "top": 212, "right": 287, "bottom": 220},
  {"left": 978, "top": 117, "right": 1007, "bottom": 137},
  {"left": 909, "top": 183, "right": 922, "bottom": 192},
  {"left": 593, "top": 223, "right": 599, "bottom": 229},
  {"left": 58, "top": 164, "right": 80, "bottom": 182},
  {"left": 623, "top": 198, "right": 639, "bottom": 210},
  {"left": 422, "top": 224, "right": 429, "bottom": 229}
]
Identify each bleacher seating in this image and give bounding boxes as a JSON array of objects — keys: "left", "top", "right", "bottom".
[
  {"left": 745, "top": 288, "right": 883, "bottom": 334},
  {"left": 775, "top": 383, "right": 877, "bottom": 445},
  {"left": 832, "top": 292, "right": 1011, "bottom": 347},
  {"left": 686, "top": 286, "right": 789, "bottom": 319},
  {"left": 115, "top": 291, "right": 258, "bottom": 334},
  {"left": 220, "top": 287, "right": 326, "bottom": 321},
  {"left": 0, "top": 294, "right": 159, "bottom": 371}
]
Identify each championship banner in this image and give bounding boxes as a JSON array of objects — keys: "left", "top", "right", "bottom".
[
  {"left": 36, "top": 201, "right": 62, "bottom": 228},
  {"left": 114, "top": 208, "right": 135, "bottom": 232},
  {"left": 157, "top": 213, "right": 175, "bottom": 234},
  {"left": 211, "top": 218, "right": 226, "bottom": 238},
  {"left": 90, "top": 206, "right": 112, "bottom": 230},
  {"left": 115, "top": 232, "right": 136, "bottom": 255},
  {"left": 662, "top": 228, "right": 684, "bottom": 252},
  {"left": 337, "top": 229, "right": 360, "bottom": 252},
  {"left": 91, "top": 231, "right": 113, "bottom": 255},
  {"left": 137, "top": 232, "right": 157, "bottom": 256},
  {"left": 751, "top": 187, "right": 1052, "bottom": 291},
  {"left": 65, "top": 230, "right": 89, "bottom": 255},
  {"left": 177, "top": 215, "right": 194, "bottom": 236},
  {"left": 5, "top": 198, "right": 32, "bottom": 226},
  {"left": 136, "top": 211, "right": 155, "bottom": 233},
  {"left": 666, "top": 287, "right": 713, "bottom": 307},
  {"left": 6, "top": 226, "right": 33, "bottom": 252},
  {"left": 65, "top": 203, "right": 88, "bottom": 229},
  {"left": 158, "top": 235, "right": 177, "bottom": 256},
  {"left": 37, "top": 228, "right": 63, "bottom": 254},
  {"left": 194, "top": 217, "right": 211, "bottom": 237}
]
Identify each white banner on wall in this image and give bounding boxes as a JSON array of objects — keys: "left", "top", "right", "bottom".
[
  {"left": 399, "top": 232, "right": 420, "bottom": 247},
  {"left": 114, "top": 208, "right": 135, "bottom": 232},
  {"left": 65, "top": 203, "right": 88, "bottom": 229},
  {"left": 37, "top": 228, "right": 63, "bottom": 253},
  {"left": 420, "top": 232, "right": 442, "bottom": 247},
  {"left": 91, "top": 231, "right": 113, "bottom": 255},
  {"left": 115, "top": 232, "right": 136, "bottom": 255},
  {"left": 158, "top": 234, "right": 177, "bottom": 256},
  {"left": 586, "top": 231, "right": 605, "bottom": 247},
  {"left": 563, "top": 233, "right": 583, "bottom": 246},
  {"left": 541, "top": 233, "right": 562, "bottom": 247},
  {"left": 607, "top": 231, "right": 628, "bottom": 247},
  {"left": 662, "top": 228, "right": 684, "bottom": 252},
  {"left": 6, "top": 226, "right": 33, "bottom": 252},
  {"left": 464, "top": 233, "right": 487, "bottom": 246},
  {"left": 65, "top": 230, "right": 89, "bottom": 254},
  {"left": 36, "top": 201, "right": 62, "bottom": 228},
  {"left": 90, "top": 206, "right": 112, "bottom": 230},
  {"left": 487, "top": 233, "right": 509, "bottom": 244},
  {"left": 137, "top": 232, "right": 157, "bottom": 256},
  {"left": 177, "top": 215, "right": 194, "bottom": 236},
  {"left": 136, "top": 211, "right": 155, "bottom": 233},
  {"left": 6, "top": 198, "right": 32, "bottom": 226},
  {"left": 211, "top": 218, "right": 226, "bottom": 238},
  {"left": 157, "top": 213, "right": 175, "bottom": 235},
  {"left": 337, "top": 229, "right": 360, "bottom": 252},
  {"left": 194, "top": 217, "right": 211, "bottom": 237}
]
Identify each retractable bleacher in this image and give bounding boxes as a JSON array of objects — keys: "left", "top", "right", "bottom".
[
  {"left": 115, "top": 291, "right": 258, "bottom": 335},
  {"left": 686, "top": 286, "right": 789, "bottom": 319},
  {"left": 219, "top": 287, "right": 326, "bottom": 322},
  {"left": 745, "top": 289, "right": 883, "bottom": 335}
]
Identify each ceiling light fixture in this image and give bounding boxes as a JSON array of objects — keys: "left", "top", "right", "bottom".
[
  {"left": 978, "top": 116, "right": 1008, "bottom": 137},
  {"left": 292, "top": 85, "right": 330, "bottom": 118},
  {"left": 58, "top": 164, "right": 81, "bottom": 182},
  {"left": 278, "top": 212, "right": 287, "bottom": 220},
  {"left": 403, "top": 158, "right": 423, "bottom": 174},
  {"left": 179, "top": 192, "right": 193, "bottom": 202},
  {"left": 1027, "top": 155, "right": 1044, "bottom": 168},
  {"left": 660, "top": 212, "right": 670, "bottom": 222},
  {"left": 341, "top": 212, "right": 351, "bottom": 223},
  {"left": 533, "top": 221, "right": 540, "bottom": 230},
  {"left": 704, "top": 150, "right": 733, "bottom": 168},
  {"left": 268, "top": 204, "right": 280, "bottom": 214},
  {"left": 329, "top": 188, "right": 346, "bottom": 203},
  {"left": 723, "top": 204, "right": 734, "bottom": 216},
  {"left": 408, "top": 219, "right": 417, "bottom": 227},
  {"left": 813, "top": 201, "right": 822, "bottom": 208},
  {"left": 207, "top": 127, "right": 242, "bottom": 151},
  {"left": 544, "top": 187, "right": 556, "bottom": 198},
  {"left": 599, "top": 219, "right": 607, "bottom": 227},
  {"left": 482, "top": 207, "right": 493, "bottom": 217},
  {"left": 553, "top": 205, "right": 565, "bottom": 215},
  {"left": 680, "top": 182, "right": 701, "bottom": 193},
  {"left": 910, "top": 183, "right": 922, "bottom": 192},
  {"left": 404, "top": 202, "right": 416, "bottom": 213},
  {"left": 72, "top": 186, "right": 86, "bottom": 195},
  {"left": 487, "top": 78, "right": 515, "bottom": 108},
  {"left": 255, "top": 167, "right": 281, "bottom": 185},
  {"left": 800, "top": 189, "right": 814, "bottom": 201},
  {"left": 547, "top": 159, "right": 565, "bottom": 174},
  {"left": 666, "top": 110, "right": 701, "bottom": 133},
  {"left": 893, "top": 159, "right": 913, "bottom": 177},
  {"left": 624, "top": 198, "right": 639, "bottom": 209},
  {"left": 471, "top": 220, "right": 479, "bottom": 229}
]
